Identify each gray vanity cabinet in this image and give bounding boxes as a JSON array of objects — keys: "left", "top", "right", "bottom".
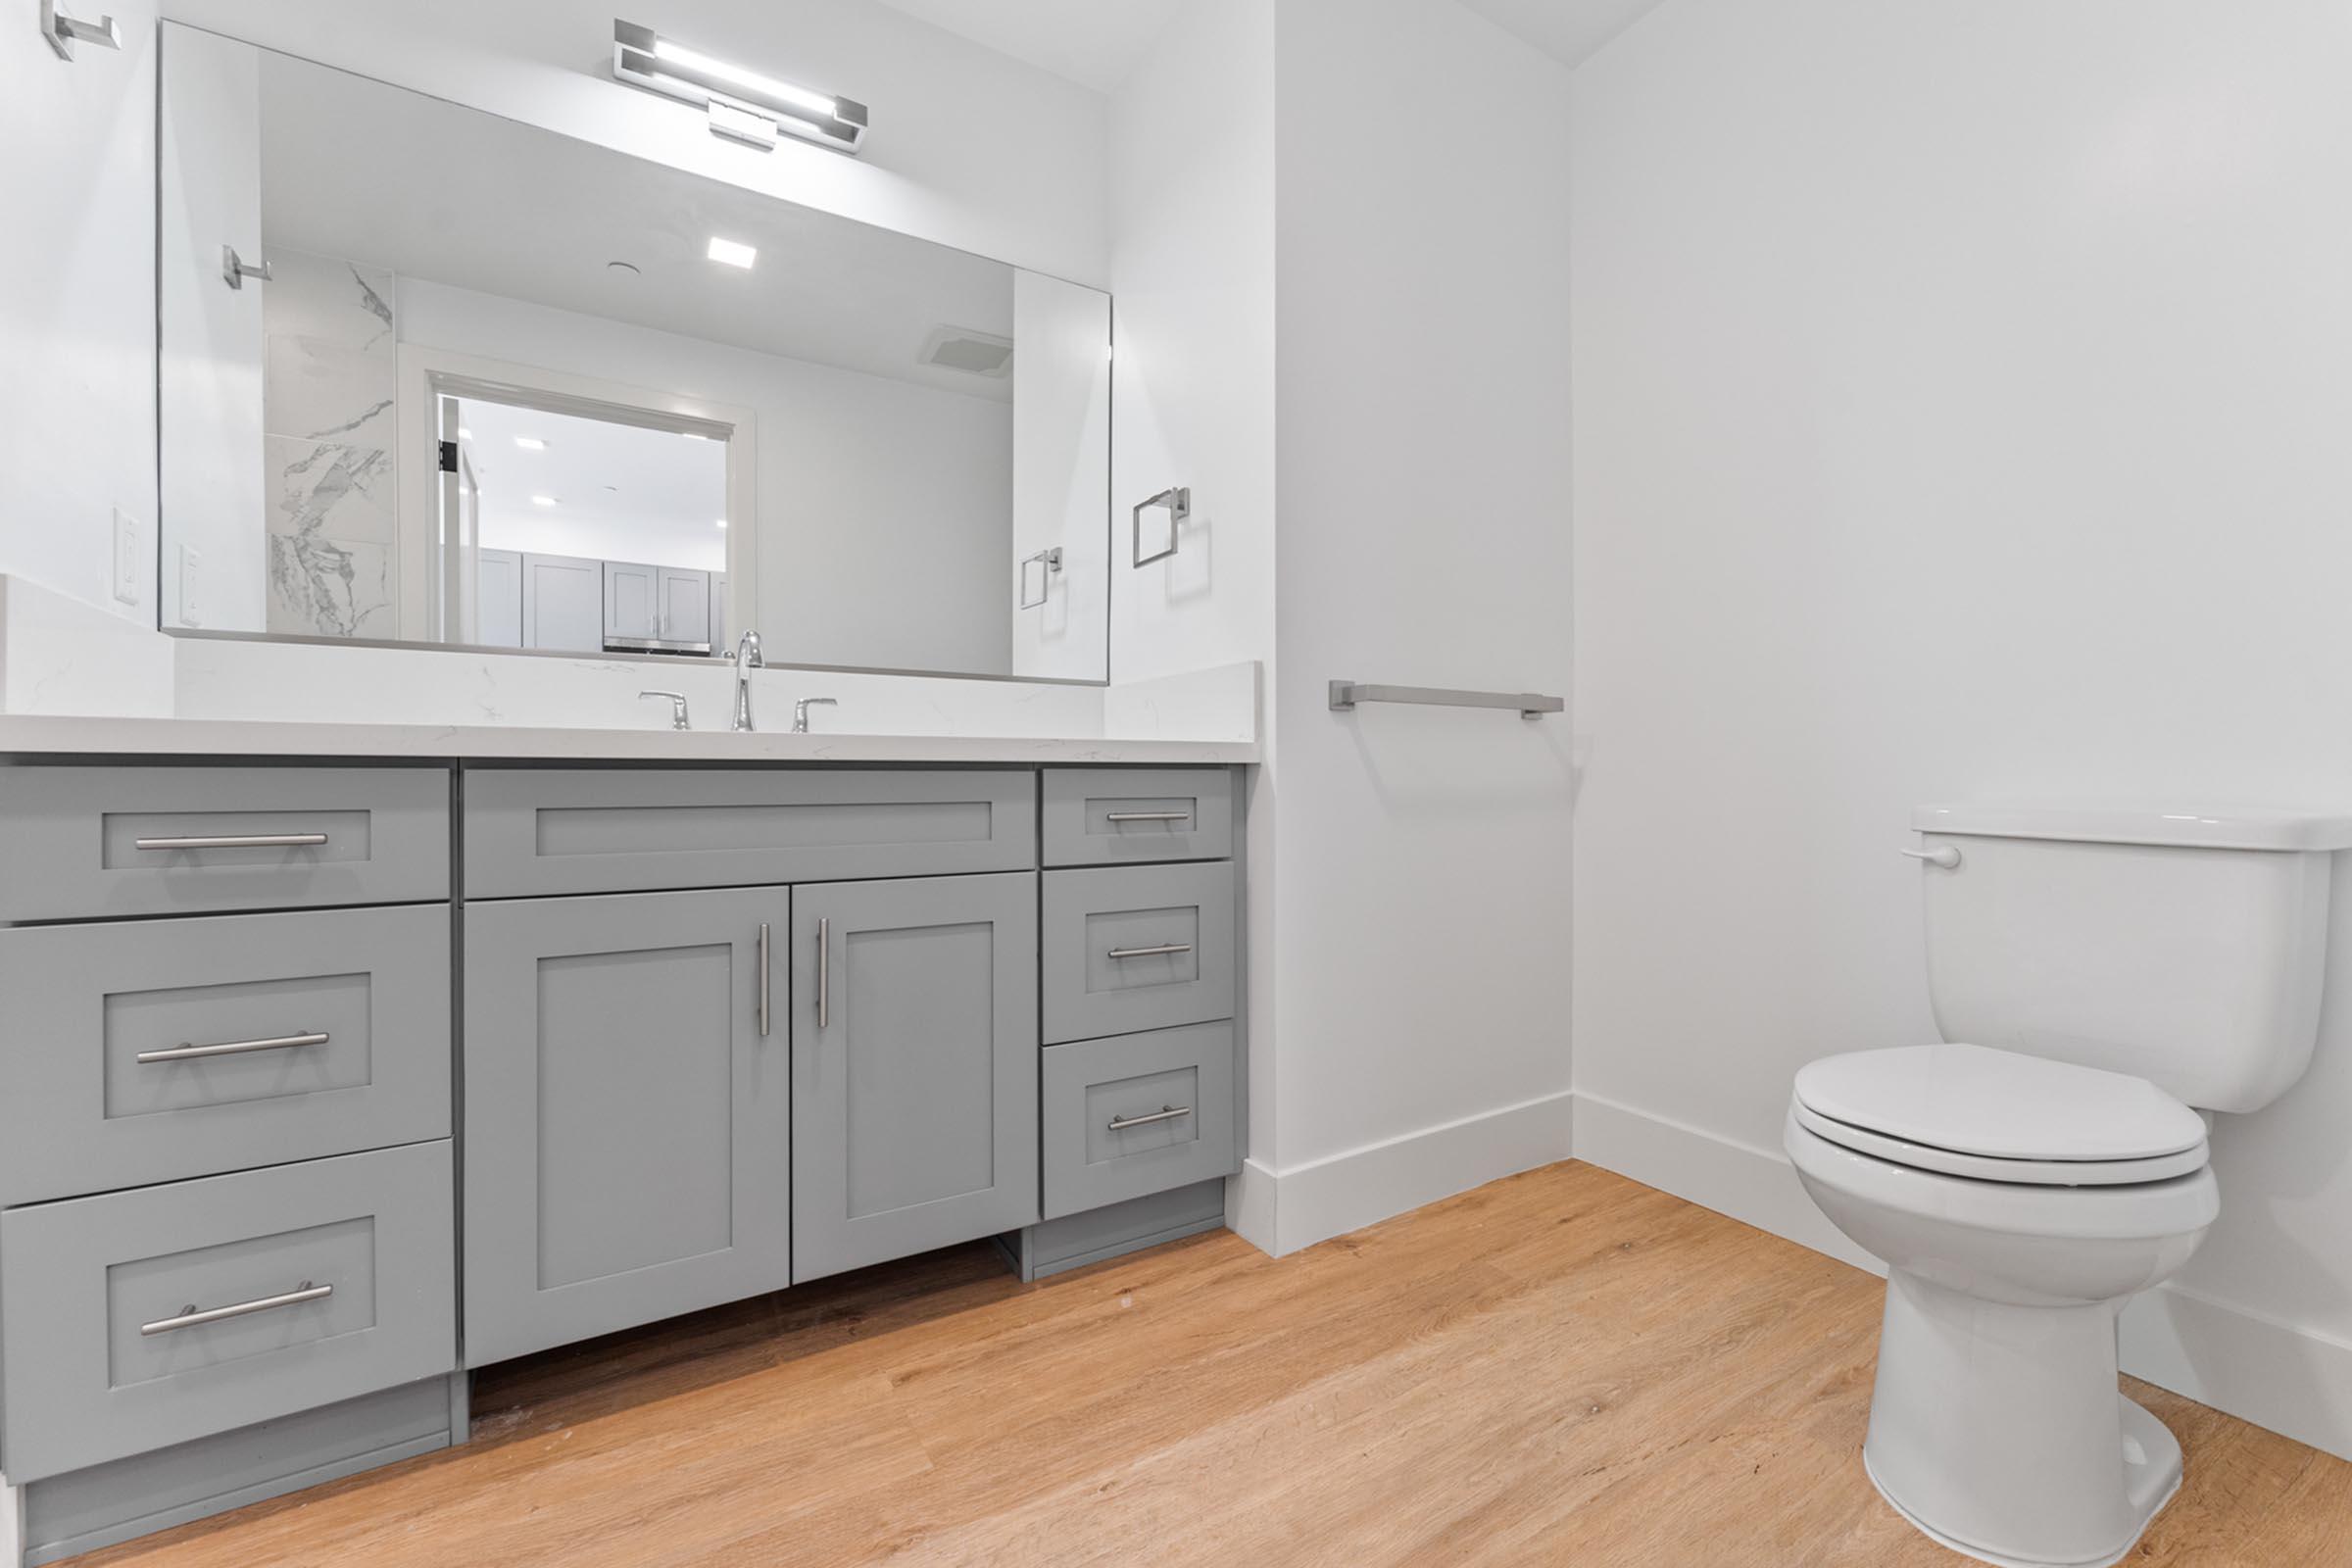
[
  {"left": 790, "top": 872, "right": 1040, "bottom": 1282},
  {"left": 461, "top": 888, "right": 792, "bottom": 1367}
]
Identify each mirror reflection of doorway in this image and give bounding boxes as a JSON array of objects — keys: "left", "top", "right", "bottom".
[{"left": 421, "top": 382, "right": 736, "bottom": 656}]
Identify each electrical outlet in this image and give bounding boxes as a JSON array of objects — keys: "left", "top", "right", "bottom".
[
  {"left": 112, "top": 508, "right": 142, "bottom": 605},
  {"left": 177, "top": 546, "right": 201, "bottom": 627}
]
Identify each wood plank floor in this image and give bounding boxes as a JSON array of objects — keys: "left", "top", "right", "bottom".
[{"left": 69, "top": 1162, "right": 2352, "bottom": 1566}]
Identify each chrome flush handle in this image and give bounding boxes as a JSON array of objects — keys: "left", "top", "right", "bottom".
[{"left": 1900, "top": 845, "right": 1962, "bottom": 869}]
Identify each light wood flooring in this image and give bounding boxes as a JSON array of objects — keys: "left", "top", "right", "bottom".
[{"left": 69, "top": 1162, "right": 2352, "bottom": 1566}]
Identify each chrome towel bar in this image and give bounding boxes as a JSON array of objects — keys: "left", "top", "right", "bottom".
[{"left": 1328, "top": 681, "right": 1564, "bottom": 720}]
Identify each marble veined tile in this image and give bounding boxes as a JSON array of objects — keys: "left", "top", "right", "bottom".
[
  {"left": 267, "top": 533, "right": 395, "bottom": 640},
  {"left": 262, "top": 248, "right": 395, "bottom": 357},
  {"left": 267, "top": 333, "right": 396, "bottom": 450},
  {"left": 266, "top": 436, "right": 394, "bottom": 543}
]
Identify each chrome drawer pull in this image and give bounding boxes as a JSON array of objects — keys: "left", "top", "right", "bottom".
[
  {"left": 1108, "top": 1104, "right": 1193, "bottom": 1133},
  {"left": 1108, "top": 943, "right": 1194, "bottom": 960},
  {"left": 1104, "top": 811, "right": 1191, "bottom": 823},
  {"left": 758, "top": 923, "right": 771, "bottom": 1038},
  {"left": 136, "top": 1030, "right": 328, "bottom": 1064},
  {"left": 141, "top": 1280, "right": 333, "bottom": 1337},
  {"left": 133, "top": 833, "right": 328, "bottom": 851}
]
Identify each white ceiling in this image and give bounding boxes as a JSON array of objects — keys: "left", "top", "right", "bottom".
[
  {"left": 868, "top": 0, "right": 1183, "bottom": 93},
  {"left": 1455, "top": 0, "right": 1673, "bottom": 69},
  {"left": 463, "top": 398, "right": 730, "bottom": 572},
  {"left": 257, "top": 50, "right": 1030, "bottom": 404},
  {"left": 868, "top": 0, "right": 1667, "bottom": 89}
]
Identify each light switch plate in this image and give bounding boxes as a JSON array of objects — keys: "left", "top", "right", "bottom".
[
  {"left": 177, "top": 545, "right": 201, "bottom": 626},
  {"left": 112, "top": 508, "right": 142, "bottom": 604}
]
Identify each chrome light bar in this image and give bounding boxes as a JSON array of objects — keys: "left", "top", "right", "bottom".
[{"left": 612, "top": 21, "right": 868, "bottom": 154}]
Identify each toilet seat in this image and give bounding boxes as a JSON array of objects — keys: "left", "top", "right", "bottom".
[{"left": 1793, "top": 1043, "right": 2208, "bottom": 1187}]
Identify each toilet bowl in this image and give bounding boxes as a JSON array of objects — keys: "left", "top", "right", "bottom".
[{"left": 1785, "top": 1048, "right": 2218, "bottom": 1568}]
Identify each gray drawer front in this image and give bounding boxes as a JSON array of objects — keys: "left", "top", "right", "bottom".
[
  {"left": 465, "top": 768, "right": 1037, "bottom": 898},
  {"left": 1043, "top": 862, "right": 1237, "bottom": 1045},
  {"left": 0, "top": 906, "right": 451, "bottom": 1206},
  {"left": 0, "top": 764, "right": 449, "bottom": 921},
  {"left": 1043, "top": 1023, "right": 1237, "bottom": 1220},
  {"left": 1043, "top": 768, "right": 1234, "bottom": 865},
  {"left": 0, "top": 1142, "right": 456, "bottom": 1482}
]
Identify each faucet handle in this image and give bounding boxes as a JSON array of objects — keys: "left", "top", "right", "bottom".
[
  {"left": 793, "top": 696, "right": 840, "bottom": 734},
  {"left": 639, "top": 690, "right": 691, "bottom": 731}
]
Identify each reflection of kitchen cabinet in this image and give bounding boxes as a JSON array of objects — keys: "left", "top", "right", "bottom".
[
  {"left": 519, "top": 552, "right": 604, "bottom": 654},
  {"left": 659, "top": 566, "right": 710, "bottom": 647},
  {"left": 604, "top": 562, "right": 660, "bottom": 644},
  {"left": 477, "top": 550, "right": 522, "bottom": 648},
  {"left": 605, "top": 561, "right": 711, "bottom": 649}
]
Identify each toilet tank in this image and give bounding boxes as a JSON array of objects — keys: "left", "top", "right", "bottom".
[{"left": 1914, "top": 803, "right": 2352, "bottom": 1113}]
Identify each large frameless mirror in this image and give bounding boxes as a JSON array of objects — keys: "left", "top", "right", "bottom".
[{"left": 155, "top": 24, "right": 1110, "bottom": 682}]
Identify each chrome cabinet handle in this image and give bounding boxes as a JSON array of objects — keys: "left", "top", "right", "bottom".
[
  {"left": 141, "top": 1280, "right": 332, "bottom": 1337},
  {"left": 1108, "top": 943, "right": 1194, "bottom": 960},
  {"left": 1104, "top": 810, "right": 1191, "bottom": 823},
  {"left": 1900, "top": 846, "right": 1962, "bottom": 869},
  {"left": 1108, "top": 1104, "right": 1193, "bottom": 1133},
  {"left": 817, "top": 916, "right": 830, "bottom": 1029},
  {"left": 136, "top": 1030, "right": 327, "bottom": 1065},
  {"left": 758, "top": 923, "right": 771, "bottom": 1037},
  {"left": 133, "top": 833, "right": 328, "bottom": 851}
]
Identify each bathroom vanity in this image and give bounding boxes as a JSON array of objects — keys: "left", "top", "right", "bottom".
[{"left": 0, "top": 736, "right": 1249, "bottom": 1566}]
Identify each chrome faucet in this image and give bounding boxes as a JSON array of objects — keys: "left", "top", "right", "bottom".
[
  {"left": 730, "top": 631, "right": 763, "bottom": 731},
  {"left": 793, "top": 696, "right": 838, "bottom": 734}
]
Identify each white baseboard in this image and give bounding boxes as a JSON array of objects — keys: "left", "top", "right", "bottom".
[
  {"left": 1237, "top": 1089, "right": 1574, "bottom": 1257},
  {"left": 1569, "top": 1089, "right": 2352, "bottom": 1461}
]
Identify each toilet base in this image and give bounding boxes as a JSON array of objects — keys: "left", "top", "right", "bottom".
[
  {"left": 1860, "top": 1269, "right": 2183, "bottom": 1568},
  {"left": 1865, "top": 1398, "right": 2180, "bottom": 1568}
]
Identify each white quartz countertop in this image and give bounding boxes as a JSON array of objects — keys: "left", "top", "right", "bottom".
[{"left": 0, "top": 714, "right": 1258, "bottom": 765}]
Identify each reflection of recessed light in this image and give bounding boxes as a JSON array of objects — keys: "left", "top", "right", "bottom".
[
  {"left": 458, "top": 426, "right": 473, "bottom": 439},
  {"left": 681, "top": 431, "right": 710, "bottom": 441},
  {"left": 707, "top": 236, "right": 757, "bottom": 269},
  {"left": 531, "top": 495, "right": 558, "bottom": 507},
  {"left": 607, "top": 260, "right": 642, "bottom": 276},
  {"left": 514, "top": 436, "right": 547, "bottom": 451},
  {"left": 714, "top": 518, "right": 728, "bottom": 529}
]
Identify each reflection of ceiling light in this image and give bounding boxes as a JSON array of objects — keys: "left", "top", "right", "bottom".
[
  {"left": 531, "top": 495, "right": 557, "bottom": 507},
  {"left": 458, "top": 426, "right": 472, "bottom": 439},
  {"left": 514, "top": 436, "right": 547, "bottom": 451},
  {"left": 612, "top": 22, "right": 867, "bottom": 154},
  {"left": 714, "top": 518, "right": 728, "bottom": 529},
  {"left": 681, "top": 431, "right": 710, "bottom": 441},
  {"left": 707, "top": 237, "right": 757, "bottom": 269}
]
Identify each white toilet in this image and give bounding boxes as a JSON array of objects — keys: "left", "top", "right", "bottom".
[{"left": 1787, "top": 802, "right": 2352, "bottom": 1568}]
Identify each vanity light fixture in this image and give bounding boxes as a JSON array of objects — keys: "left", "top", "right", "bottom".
[
  {"left": 707, "top": 236, "right": 758, "bottom": 270},
  {"left": 612, "top": 21, "right": 868, "bottom": 155}
]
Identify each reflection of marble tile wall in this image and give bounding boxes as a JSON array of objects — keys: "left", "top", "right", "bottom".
[{"left": 263, "top": 249, "right": 399, "bottom": 638}]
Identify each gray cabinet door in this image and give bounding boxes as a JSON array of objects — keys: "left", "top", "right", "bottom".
[
  {"left": 658, "top": 565, "right": 710, "bottom": 646},
  {"left": 519, "top": 552, "right": 603, "bottom": 653},
  {"left": 603, "top": 560, "right": 659, "bottom": 643},
  {"left": 463, "top": 888, "right": 791, "bottom": 1366},
  {"left": 476, "top": 549, "right": 522, "bottom": 648},
  {"left": 791, "top": 873, "right": 1039, "bottom": 1282}
]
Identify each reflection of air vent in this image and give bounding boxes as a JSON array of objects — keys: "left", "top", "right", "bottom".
[{"left": 919, "top": 325, "right": 1014, "bottom": 379}]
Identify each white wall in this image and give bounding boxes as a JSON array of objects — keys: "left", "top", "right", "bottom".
[
  {"left": 1010, "top": 270, "right": 1111, "bottom": 681},
  {"left": 2, "top": 0, "right": 161, "bottom": 625},
  {"left": 1246, "top": 0, "right": 1576, "bottom": 1252},
  {"left": 166, "top": 0, "right": 1111, "bottom": 286},
  {"left": 1573, "top": 0, "right": 2352, "bottom": 1456}
]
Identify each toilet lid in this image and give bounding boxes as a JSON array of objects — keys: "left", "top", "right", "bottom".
[{"left": 1793, "top": 1044, "right": 2206, "bottom": 1164}]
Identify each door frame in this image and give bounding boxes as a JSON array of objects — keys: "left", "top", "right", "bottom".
[{"left": 393, "top": 343, "right": 758, "bottom": 646}]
